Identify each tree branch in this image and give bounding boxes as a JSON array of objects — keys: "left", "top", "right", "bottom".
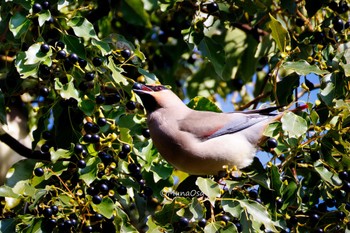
[{"left": 0, "top": 132, "right": 50, "bottom": 161}]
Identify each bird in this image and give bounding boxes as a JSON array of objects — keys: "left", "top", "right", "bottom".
[{"left": 132, "top": 82, "right": 283, "bottom": 175}]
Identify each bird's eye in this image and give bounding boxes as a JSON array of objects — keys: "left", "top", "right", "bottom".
[{"left": 154, "top": 86, "right": 165, "bottom": 91}]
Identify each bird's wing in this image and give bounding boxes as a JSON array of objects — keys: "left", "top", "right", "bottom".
[{"left": 178, "top": 107, "right": 279, "bottom": 140}]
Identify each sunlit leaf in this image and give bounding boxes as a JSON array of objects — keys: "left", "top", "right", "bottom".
[
  {"left": 9, "top": 12, "right": 31, "bottom": 39},
  {"left": 281, "top": 112, "right": 308, "bottom": 138},
  {"left": 198, "top": 36, "right": 226, "bottom": 78},
  {"left": 67, "top": 17, "right": 98, "bottom": 40},
  {"left": 269, "top": 14, "right": 290, "bottom": 52},
  {"left": 196, "top": 177, "right": 220, "bottom": 206},
  {"left": 282, "top": 60, "right": 329, "bottom": 75}
]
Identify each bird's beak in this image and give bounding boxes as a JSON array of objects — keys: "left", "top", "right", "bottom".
[
  {"left": 132, "top": 82, "right": 167, "bottom": 94},
  {"left": 132, "top": 83, "right": 153, "bottom": 94}
]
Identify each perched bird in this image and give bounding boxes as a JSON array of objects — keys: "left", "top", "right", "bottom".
[{"left": 133, "top": 82, "right": 282, "bottom": 175}]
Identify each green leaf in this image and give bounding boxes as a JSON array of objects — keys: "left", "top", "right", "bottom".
[
  {"left": 67, "top": 17, "right": 98, "bottom": 40},
  {"left": 275, "top": 73, "right": 300, "bottom": 106},
  {"left": 62, "top": 35, "right": 86, "bottom": 58},
  {"left": 50, "top": 148, "right": 71, "bottom": 163},
  {"left": 107, "top": 57, "right": 129, "bottom": 85},
  {"left": 204, "top": 222, "right": 224, "bottom": 232},
  {"left": 281, "top": 180, "right": 298, "bottom": 210},
  {"left": 22, "top": 218, "right": 42, "bottom": 233},
  {"left": 114, "top": 207, "right": 139, "bottom": 232},
  {"left": 282, "top": 60, "right": 329, "bottom": 75},
  {"left": 198, "top": 36, "right": 226, "bottom": 78},
  {"left": 79, "top": 157, "right": 99, "bottom": 185},
  {"left": 5, "top": 160, "right": 37, "bottom": 187},
  {"left": 121, "top": 0, "right": 151, "bottom": 27},
  {"left": 189, "top": 198, "right": 205, "bottom": 219},
  {"left": 269, "top": 14, "right": 290, "bottom": 52},
  {"left": 9, "top": 12, "right": 31, "bottom": 39},
  {"left": 314, "top": 160, "right": 342, "bottom": 186},
  {"left": 92, "top": 197, "right": 115, "bottom": 219},
  {"left": 0, "top": 219, "right": 17, "bottom": 233},
  {"left": 91, "top": 38, "right": 111, "bottom": 56},
  {"left": 24, "top": 43, "right": 52, "bottom": 66},
  {"left": 38, "top": 10, "right": 51, "bottom": 27},
  {"left": 0, "top": 186, "right": 20, "bottom": 198},
  {"left": 236, "top": 199, "right": 278, "bottom": 232},
  {"left": 196, "top": 177, "right": 220, "bottom": 206},
  {"left": 187, "top": 96, "right": 222, "bottom": 112},
  {"left": 54, "top": 77, "right": 80, "bottom": 101},
  {"left": 15, "top": 52, "right": 39, "bottom": 79},
  {"left": 281, "top": 112, "right": 308, "bottom": 138}
]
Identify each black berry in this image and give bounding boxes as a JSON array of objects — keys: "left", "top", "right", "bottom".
[
  {"left": 92, "top": 57, "right": 103, "bottom": 67},
  {"left": 122, "top": 144, "right": 131, "bottom": 153},
  {"left": 39, "top": 87, "right": 50, "bottom": 97},
  {"left": 55, "top": 41, "right": 65, "bottom": 49},
  {"left": 68, "top": 53, "right": 79, "bottom": 64},
  {"left": 142, "top": 128, "right": 150, "bottom": 138},
  {"left": 34, "top": 167, "right": 44, "bottom": 177},
  {"left": 74, "top": 144, "right": 84, "bottom": 154},
  {"left": 43, "top": 207, "right": 53, "bottom": 218},
  {"left": 178, "top": 217, "right": 189, "bottom": 228},
  {"left": 267, "top": 138, "right": 278, "bottom": 149},
  {"left": 42, "top": 1, "right": 50, "bottom": 10},
  {"left": 32, "top": 3, "right": 42, "bottom": 13},
  {"left": 77, "top": 160, "right": 86, "bottom": 168},
  {"left": 97, "top": 117, "right": 107, "bottom": 126},
  {"left": 201, "top": 2, "right": 219, "bottom": 14},
  {"left": 126, "top": 101, "right": 136, "bottom": 110},
  {"left": 339, "top": 171, "right": 349, "bottom": 181},
  {"left": 56, "top": 50, "right": 67, "bottom": 59},
  {"left": 92, "top": 195, "right": 102, "bottom": 204},
  {"left": 95, "top": 95, "right": 105, "bottom": 104},
  {"left": 85, "top": 72, "right": 95, "bottom": 81},
  {"left": 248, "top": 189, "right": 258, "bottom": 199},
  {"left": 78, "top": 58, "right": 87, "bottom": 68},
  {"left": 198, "top": 218, "right": 207, "bottom": 228},
  {"left": 121, "top": 49, "right": 131, "bottom": 59},
  {"left": 40, "top": 44, "right": 50, "bottom": 54},
  {"left": 221, "top": 214, "right": 230, "bottom": 223},
  {"left": 117, "top": 185, "right": 127, "bottom": 195}
]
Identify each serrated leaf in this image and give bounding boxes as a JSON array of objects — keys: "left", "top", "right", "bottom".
[
  {"left": 91, "top": 38, "right": 111, "bottom": 56},
  {"left": 282, "top": 60, "right": 329, "bottom": 75},
  {"left": 237, "top": 199, "right": 278, "bottom": 232},
  {"left": 15, "top": 52, "right": 39, "bottom": 79},
  {"left": 0, "top": 186, "right": 20, "bottom": 198},
  {"left": 114, "top": 207, "right": 139, "bottom": 232},
  {"left": 189, "top": 197, "right": 205, "bottom": 219},
  {"left": 24, "top": 43, "right": 52, "bottom": 65},
  {"left": 79, "top": 157, "right": 99, "bottom": 185},
  {"left": 281, "top": 112, "right": 308, "bottom": 138},
  {"left": 67, "top": 17, "right": 98, "bottom": 40},
  {"left": 196, "top": 177, "right": 220, "bottom": 206},
  {"left": 62, "top": 35, "right": 86, "bottom": 58},
  {"left": 198, "top": 36, "right": 226, "bottom": 78},
  {"left": 314, "top": 160, "right": 342, "bottom": 186},
  {"left": 50, "top": 148, "right": 71, "bottom": 163},
  {"left": 187, "top": 96, "right": 222, "bottom": 112},
  {"left": 54, "top": 77, "right": 80, "bottom": 101},
  {"left": 91, "top": 197, "right": 115, "bottom": 219},
  {"left": 107, "top": 57, "right": 128, "bottom": 85},
  {"left": 269, "top": 14, "right": 290, "bottom": 52},
  {"left": 38, "top": 10, "right": 51, "bottom": 27},
  {"left": 9, "top": 12, "right": 31, "bottom": 39}
]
